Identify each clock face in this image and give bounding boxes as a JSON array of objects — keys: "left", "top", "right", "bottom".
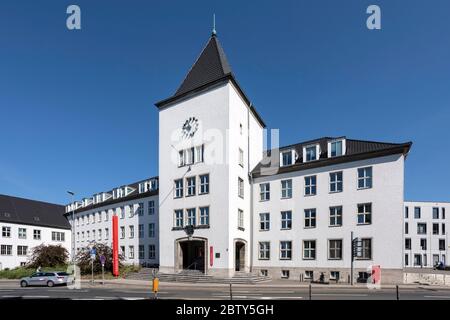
[{"left": 182, "top": 117, "right": 199, "bottom": 139}]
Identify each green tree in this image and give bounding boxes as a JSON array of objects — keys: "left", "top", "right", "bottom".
[
  {"left": 27, "top": 244, "right": 69, "bottom": 268},
  {"left": 75, "top": 242, "right": 125, "bottom": 275}
]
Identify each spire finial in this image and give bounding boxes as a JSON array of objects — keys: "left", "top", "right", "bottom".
[{"left": 212, "top": 14, "right": 217, "bottom": 36}]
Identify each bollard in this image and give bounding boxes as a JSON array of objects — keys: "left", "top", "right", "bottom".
[
  {"left": 396, "top": 285, "right": 399, "bottom": 301},
  {"left": 309, "top": 283, "right": 312, "bottom": 300},
  {"left": 152, "top": 277, "right": 159, "bottom": 300},
  {"left": 229, "top": 283, "right": 233, "bottom": 300}
]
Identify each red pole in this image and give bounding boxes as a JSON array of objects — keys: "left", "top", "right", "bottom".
[
  {"left": 210, "top": 246, "right": 213, "bottom": 267},
  {"left": 112, "top": 215, "right": 119, "bottom": 277}
]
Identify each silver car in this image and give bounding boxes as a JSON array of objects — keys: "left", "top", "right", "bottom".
[{"left": 20, "top": 272, "right": 70, "bottom": 287}]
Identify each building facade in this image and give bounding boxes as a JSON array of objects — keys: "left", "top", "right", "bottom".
[
  {"left": 0, "top": 194, "right": 71, "bottom": 270},
  {"left": 403, "top": 201, "right": 449, "bottom": 268},
  {"left": 66, "top": 177, "right": 159, "bottom": 266}
]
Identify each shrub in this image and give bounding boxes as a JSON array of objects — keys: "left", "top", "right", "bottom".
[
  {"left": 75, "top": 242, "right": 125, "bottom": 275},
  {"left": 26, "top": 244, "right": 69, "bottom": 268}
]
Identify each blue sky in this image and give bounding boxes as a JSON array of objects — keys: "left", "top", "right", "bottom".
[{"left": 0, "top": 0, "right": 449, "bottom": 204}]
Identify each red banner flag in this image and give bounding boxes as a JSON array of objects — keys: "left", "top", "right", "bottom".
[{"left": 112, "top": 215, "right": 119, "bottom": 277}]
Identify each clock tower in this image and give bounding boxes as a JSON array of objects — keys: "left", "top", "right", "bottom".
[{"left": 155, "top": 32, "right": 265, "bottom": 276}]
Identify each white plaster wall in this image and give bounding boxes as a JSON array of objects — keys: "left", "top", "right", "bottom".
[{"left": 252, "top": 154, "right": 405, "bottom": 271}]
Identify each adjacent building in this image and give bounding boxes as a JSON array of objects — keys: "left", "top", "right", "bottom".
[
  {"left": 403, "top": 201, "right": 449, "bottom": 268},
  {"left": 65, "top": 177, "right": 159, "bottom": 266},
  {"left": 0, "top": 194, "right": 71, "bottom": 270}
]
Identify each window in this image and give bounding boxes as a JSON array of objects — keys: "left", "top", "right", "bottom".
[
  {"left": 238, "top": 177, "right": 244, "bottom": 198},
  {"left": 417, "top": 223, "right": 427, "bottom": 235},
  {"left": 86, "top": 231, "right": 90, "bottom": 240},
  {"left": 443, "top": 223, "right": 446, "bottom": 235},
  {"left": 420, "top": 238, "right": 427, "bottom": 250},
  {"left": 199, "top": 207, "right": 209, "bottom": 226},
  {"left": 120, "top": 246, "right": 125, "bottom": 256},
  {"left": 260, "top": 213, "right": 270, "bottom": 231},
  {"left": 305, "top": 271, "right": 314, "bottom": 280},
  {"left": 405, "top": 222, "right": 409, "bottom": 234},
  {"left": 186, "top": 177, "right": 196, "bottom": 196},
  {"left": 259, "top": 242, "right": 270, "bottom": 260},
  {"left": 17, "top": 245, "right": 28, "bottom": 256},
  {"left": 280, "top": 150, "right": 294, "bottom": 167},
  {"left": 18, "top": 228, "right": 27, "bottom": 239},
  {"left": 97, "top": 212, "right": 101, "bottom": 222},
  {"left": 138, "top": 203, "right": 144, "bottom": 216},
  {"left": 52, "top": 232, "right": 65, "bottom": 242},
  {"left": 105, "top": 210, "right": 109, "bottom": 221},
  {"left": 405, "top": 238, "right": 411, "bottom": 250},
  {"left": 149, "top": 245, "right": 156, "bottom": 259},
  {"left": 260, "top": 270, "right": 268, "bottom": 277},
  {"left": 105, "top": 228, "right": 109, "bottom": 240},
  {"left": 239, "top": 148, "right": 244, "bottom": 167},
  {"left": 187, "top": 208, "right": 196, "bottom": 226},
  {"left": 138, "top": 224, "right": 144, "bottom": 238},
  {"left": 178, "top": 150, "right": 185, "bottom": 167},
  {"left": 329, "top": 172, "right": 343, "bottom": 193},
  {"left": 174, "top": 210, "right": 183, "bottom": 228},
  {"left": 2, "top": 226, "right": 11, "bottom": 237},
  {"left": 280, "top": 241, "right": 292, "bottom": 260},
  {"left": 442, "top": 208, "right": 446, "bottom": 219},
  {"left": 304, "top": 209, "right": 316, "bottom": 228},
  {"left": 238, "top": 209, "right": 244, "bottom": 229},
  {"left": 92, "top": 230, "right": 96, "bottom": 240},
  {"left": 405, "top": 254, "right": 409, "bottom": 266},
  {"left": 33, "top": 229, "right": 41, "bottom": 240},
  {"left": 414, "top": 254, "right": 422, "bottom": 266},
  {"left": 281, "top": 270, "right": 290, "bottom": 279},
  {"left": 259, "top": 183, "right": 270, "bottom": 201},
  {"left": 129, "top": 226, "right": 134, "bottom": 238},
  {"left": 98, "top": 229, "right": 102, "bottom": 240},
  {"left": 281, "top": 211, "right": 292, "bottom": 230},
  {"left": 139, "top": 245, "right": 145, "bottom": 259},
  {"left": 120, "top": 206, "right": 125, "bottom": 219},
  {"left": 0, "top": 245, "right": 12, "bottom": 255},
  {"left": 304, "top": 176, "right": 317, "bottom": 196},
  {"left": 129, "top": 246, "right": 134, "bottom": 259},
  {"left": 147, "top": 223, "right": 155, "bottom": 238},
  {"left": 281, "top": 179, "right": 292, "bottom": 199},
  {"left": 414, "top": 207, "right": 421, "bottom": 219},
  {"left": 405, "top": 206, "right": 409, "bottom": 219},
  {"left": 329, "top": 240, "right": 343, "bottom": 260},
  {"left": 330, "top": 271, "right": 340, "bottom": 281},
  {"left": 148, "top": 201, "right": 155, "bottom": 215},
  {"left": 120, "top": 226, "right": 125, "bottom": 239},
  {"left": 433, "top": 223, "right": 439, "bottom": 235},
  {"left": 186, "top": 147, "right": 194, "bottom": 165},
  {"left": 129, "top": 205, "right": 134, "bottom": 218},
  {"left": 357, "top": 203, "right": 372, "bottom": 225},
  {"left": 329, "top": 206, "right": 342, "bottom": 227},
  {"left": 359, "top": 239, "right": 372, "bottom": 260},
  {"left": 305, "top": 145, "right": 318, "bottom": 162},
  {"left": 439, "top": 239, "right": 446, "bottom": 251},
  {"left": 199, "top": 174, "right": 209, "bottom": 194},
  {"left": 330, "top": 140, "right": 343, "bottom": 157},
  {"left": 433, "top": 207, "right": 439, "bottom": 219},
  {"left": 174, "top": 179, "right": 183, "bottom": 198},
  {"left": 239, "top": 123, "right": 243, "bottom": 135},
  {"left": 303, "top": 240, "right": 316, "bottom": 260},
  {"left": 357, "top": 167, "right": 372, "bottom": 189},
  {"left": 195, "top": 145, "right": 204, "bottom": 163}
]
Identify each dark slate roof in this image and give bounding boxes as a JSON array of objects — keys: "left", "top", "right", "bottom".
[
  {"left": 66, "top": 177, "right": 159, "bottom": 215},
  {"left": 0, "top": 194, "right": 70, "bottom": 229},
  {"left": 155, "top": 34, "right": 266, "bottom": 128},
  {"left": 251, "top": 137, "right": 412, "bottom": 178}
]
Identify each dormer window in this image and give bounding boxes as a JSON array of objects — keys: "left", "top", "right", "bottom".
[
  {"left": 303, "top": 145, "right": 319, "bottom": 162},
  {"left": 328, "top": 139, "right": 346, "bottom": 158},
  {"left": 280, "top": 150, "right": 296, "bottom": 167}
]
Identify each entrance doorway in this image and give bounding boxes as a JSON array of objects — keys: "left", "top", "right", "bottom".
[
  {"left": 178, "top": 240, "right": 206, "bottom": 273},
  {"left": 235, "top": 241, "right": 246, "bottom": 271}
]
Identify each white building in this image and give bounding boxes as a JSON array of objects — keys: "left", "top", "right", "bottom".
[
  {"left": 403, "top": 201, "right": 449, "bottom": 268},
  {"left": 66, "top": 177, "right": 159, "bottom": 266},
  {"left": 0, "top": 194, "right": 71, "bottom": 270},
  {"left": 154, "top": 32, "right": 412, "bottom": 283}
]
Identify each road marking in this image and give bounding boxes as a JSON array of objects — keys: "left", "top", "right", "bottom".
[
  {"left": 121, "top": 297, "right": 146, "bottom": 300},
  {"left": 1, "top": 295, "right": 21, "bottom": 298},
  {"left": 313, "top": 293, "right": 368, "bottom": 297},
  {"left": 424, "top": 295, "right": 450, "bottom": 299},
  {"left": 23, "top": 295, "right": 50, "bottom": 299},
  {"left": 260, "top": 296, "right": 304, "bottom": 300}
]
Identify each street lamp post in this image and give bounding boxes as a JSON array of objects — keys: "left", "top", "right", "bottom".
[{"left": 67, "top": 191, "right": 76, "bottom": 276}]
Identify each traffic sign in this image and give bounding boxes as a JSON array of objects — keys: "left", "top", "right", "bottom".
[{"left": 100, "top": 255, "right": 106, "bottom": 266}]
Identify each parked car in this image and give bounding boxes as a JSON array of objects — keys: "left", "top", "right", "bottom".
[{"left": 20, "top": 272, "right": 70, "bottom": 287}]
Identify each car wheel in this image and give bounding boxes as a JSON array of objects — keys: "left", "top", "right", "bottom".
[
  {"left": 47, "top": 280, "right": 54, "bottom": 287},
  {"left": 20, "top": 281, "right": 28, "bottom": 287}
]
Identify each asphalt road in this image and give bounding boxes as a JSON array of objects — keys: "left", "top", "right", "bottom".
[{"left": 1, "top": 280, "right": 450, "bottom": 300}]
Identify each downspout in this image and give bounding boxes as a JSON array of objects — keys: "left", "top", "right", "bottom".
[{"left": 248, "top": 103, "right": 254, "bottom": 273}]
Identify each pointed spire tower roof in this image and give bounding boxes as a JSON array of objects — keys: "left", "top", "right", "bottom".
[{"left": 155, "top": 32, "right": 265, "bottom": 127}]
